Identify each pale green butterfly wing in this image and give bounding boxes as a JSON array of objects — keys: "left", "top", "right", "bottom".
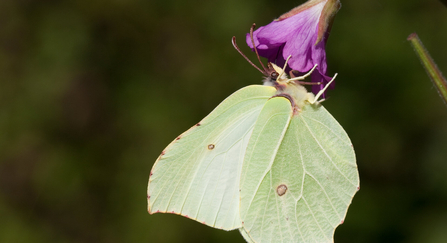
[
  {"left": 239, "top": 227, "right": 256, "bottom": 243},
  {"left": 240, "top": 100, "right": 359, "bottom": 242},
  {"left": 148, "top": 85, "right": 276, "bottom": 230},
  {"left": 238, "top": 96, "right": 293, "bottom": 242}
]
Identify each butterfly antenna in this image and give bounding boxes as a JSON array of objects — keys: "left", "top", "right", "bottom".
[
  {"left": 231, "top": 36, "right": 264, "bottom": 74},
  {"left": 250, "top": 23, "right": 268, "bottom": 73},
  {"left": 279, "top": 55, "right": 292, "bottom": 82}
]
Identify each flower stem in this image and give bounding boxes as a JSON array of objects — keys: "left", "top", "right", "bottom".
[{"left": 408, "top": 33, "right": 447, "bottom": 105}]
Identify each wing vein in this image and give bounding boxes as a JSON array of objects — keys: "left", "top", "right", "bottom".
[
  {"left": 306, "top": 173, "right": 341, "bottom": 227},
  {"left": 300, "top": 117, "right": 357, "bottom": 187},
  {"left": 243, "top": 112, "right": 291, "bottom": 215},
  {"left": 294, "top": 128, "right": 306, "bottom": 242},
  {"left": 301, "top": 114, "right": 351, "bottom": 146},
  {"left": 302, "top": 196, "right": 331, "bottom": 242},
  {"left": 178, "top": 106, "right": 260, "bottom": 216}
]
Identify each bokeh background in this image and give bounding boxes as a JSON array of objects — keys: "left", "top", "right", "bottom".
[{"left": 1, "top": 0, "right": 447, "bottom": 242}]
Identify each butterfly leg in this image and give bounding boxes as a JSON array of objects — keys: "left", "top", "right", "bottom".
[
  {"left": 310, "top": 73, "right": 338, "bottom": 104},
  {"left": 287, "top": 64, "right": 318, "bottom": 83}
]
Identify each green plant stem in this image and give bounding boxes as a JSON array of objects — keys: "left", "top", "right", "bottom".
[{"left": 408, "top": 33, "right": 447, "bottom": 105}]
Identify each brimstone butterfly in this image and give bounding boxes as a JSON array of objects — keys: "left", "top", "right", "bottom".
[{"left": 147, "top": 36, "right": 359, "bottom": 243}]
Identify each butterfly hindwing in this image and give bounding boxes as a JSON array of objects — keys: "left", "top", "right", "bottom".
[
  {"left": 239, "top": 96, "right": 293, "bottom": 241},
  {"left": 240, "top": 102, "right": 359, "bottom": 243}
]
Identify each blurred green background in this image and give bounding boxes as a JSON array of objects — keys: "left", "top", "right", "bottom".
[{"left": 1, "top": 0, "right": 447, "bottom": 242}]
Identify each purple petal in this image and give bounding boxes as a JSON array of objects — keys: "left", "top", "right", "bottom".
[{"left": 245, "top": 0, "right": 337, "bottom": 95}]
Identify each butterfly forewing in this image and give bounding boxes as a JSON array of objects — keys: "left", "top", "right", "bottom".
[{"left": 148, "top": 85, "right": 276, "bottom": 230}]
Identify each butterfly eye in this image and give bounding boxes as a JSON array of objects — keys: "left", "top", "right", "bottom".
[{"left": 271, "top": 71, "right": 279, "bottom": 80}]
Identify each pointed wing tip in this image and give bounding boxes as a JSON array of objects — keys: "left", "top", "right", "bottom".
[
  {"left": 147, "top": 208, "right": 157, "bottom": 215},
  {"left": 147, "top": 202, "right": 159, "bottom": 215}
]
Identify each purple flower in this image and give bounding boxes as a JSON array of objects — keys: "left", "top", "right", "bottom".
[{"left": 246, "top": 0, "right": 340, "bottom": 95}]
